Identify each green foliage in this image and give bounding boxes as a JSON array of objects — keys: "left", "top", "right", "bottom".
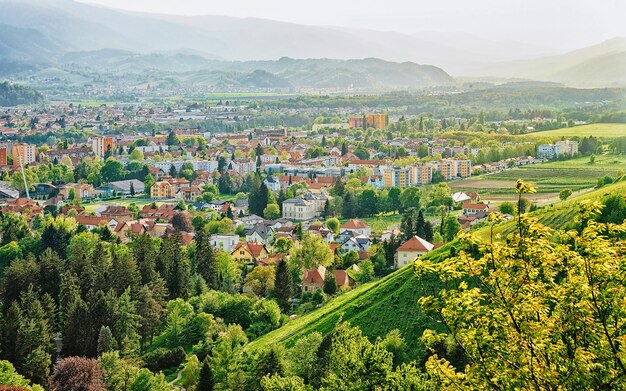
[{"left": 416, "top": 200, "right": 626, "bottom": 389}]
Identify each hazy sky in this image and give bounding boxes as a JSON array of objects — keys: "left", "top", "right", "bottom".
[{"left": 79, "top": 0, "right": 625, "bottom": 50}]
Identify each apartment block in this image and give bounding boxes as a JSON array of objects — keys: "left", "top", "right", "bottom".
[
  {"left": 348, "top": 117, "right": 364, "bottom": 129},
  {"left": 92, "top": 136, "right": 115, "bottom": 157},
  {"left": 440, "top": 158, "right": 472, "bottom": 180},
  {"left": 0, "top": 146, "right": 7, "bottom": 167},
  {"left": 366, "top": 113, "right": 388, "bottom": 130},
  {"left": 11, "top": 144, "right": 36, "bottom": 167}
]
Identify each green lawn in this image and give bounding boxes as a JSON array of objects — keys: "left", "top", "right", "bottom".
[{"left": 527, "top": 123, "right": 626, "bottom": 139}]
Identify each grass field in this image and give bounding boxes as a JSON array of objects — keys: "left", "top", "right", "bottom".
[
  {"left": 528, "top": 123, "right": 626, "bottom": 139},
  {"left": 450, "top": 154, "right": 625, "bottom": 199}
]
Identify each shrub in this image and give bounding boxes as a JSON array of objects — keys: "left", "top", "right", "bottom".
[{"left": 142, "top": 347, "right": 186, "bottom": 372}]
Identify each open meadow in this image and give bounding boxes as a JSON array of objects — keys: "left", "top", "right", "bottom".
[{"left": 528, "top": 123, "right": 626, "bottom": 139}]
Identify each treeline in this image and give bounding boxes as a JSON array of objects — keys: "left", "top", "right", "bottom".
[{"left": 0, "top": 82, "right": 44, "bottom": 106}]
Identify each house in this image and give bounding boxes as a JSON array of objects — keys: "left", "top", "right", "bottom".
[
  {"left": 59, "top": 183, "right": 95, "bottom": 200},
  {"left": 231, "top": 242, "right": 269, "bottom": 264},
  {"left": 340, "top": 235, "right": 372, "bottom": 253},
  {"left": 245, "top": 223, "right": 275, "bottom": 244},
  {"left": 395, "top": 235, "right": 434, "bottom": 269},
  {"left": 235, "top": 214, "right": 265, "bottom": 228},
  {"left": 301, "top": 266, "right": 353, "bottom": 292},
  {"left": 209, "top": 234, "right": 240, "bottom": 252},
  {"left": 340, "top": 218, "right": 371, "bottom": 237},
  {"left": 100, "top": 205, "right": 134, "bottom": 224},
  {"left": 462, "top": 202, "right": 490, "bottom": 216},
  {"left": 151, "top": 181, "right": 174, "bottom": 199},
  {"left": 307, "top": 223, "right": 334, "bottom": 243},
  {"left": 1, "top": 198, "right": 43, "bottom": 218},
  {"left": 73, "top": 214, "right": 110, "bottom": 231},
  {"left": 282, "top": 197, "right": 316, "bottom": 221},
  {"left": 451, "top": 191, "right": 471, "bottom": 203},
  {"left": 179, "top": 186, "right": 201, "bottom": 202}
]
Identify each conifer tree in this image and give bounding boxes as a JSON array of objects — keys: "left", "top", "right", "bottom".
[
  {"left": 198, "top": 359, "right": 215, "bottom": 391},
  {"left": 273, "top": 260, "right": 293, "bottom": 312},
  {"left": 97, "top": 326, "right": 117, "bottom": 356}
]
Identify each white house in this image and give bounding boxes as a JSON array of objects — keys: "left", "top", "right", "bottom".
[{"left": 209, "top": 234, "right": 240, "bottom": 252}]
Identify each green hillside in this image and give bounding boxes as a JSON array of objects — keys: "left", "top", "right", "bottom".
[
  {"left": 249, "top": 179, "right": 626, "bottom": 359},
  {"left": 247, "top": 244, "right": 452, "bottom": 359}
]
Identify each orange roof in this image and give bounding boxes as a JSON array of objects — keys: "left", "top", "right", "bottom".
[
  {"left": 397, "top": 236, "right": 434, "bottom": 252},
  {"left": 232, "top": 242, "right": 266, "bottom": 258},
  {"left": 462, "top": 202, "right": 489, "bottom": 210},
  {"left": 74, "top": 214, "right": 107, "bottom": 226},
  {"left": 341, "top": 218, "right": 369, "bottom": 229}
]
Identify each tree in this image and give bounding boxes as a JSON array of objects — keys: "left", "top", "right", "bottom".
[
  {"left": 290, "top": 234, "right": 333, "bottom": 270},
  {"left": 399, "top": 187, "right": 421, "bottom": 212},
  {"left": 273, "top": 237, "right": 293, "bottom": 254},
  {"left": 129, "top": 181, "right": 135, "bottom": 196},
  {"left": 443, "top": 216, "right": 461, "bottom": 242},
  {"left": 357, "top": 189, "right": 379, "bottom": 216},
  {"left": 129, "top": 149, "right": 144, "bottom": 161},
  {"left": 255, "top": 346, "right": 284, "bottom": 386},
  {"left": 143, "top": 173, "right": 155, "bottom": 194},
  {"left": 0, "top": 360, "right": 44, "bottom": 391},
  {"left": 244, "top": 266, "right": 275, "bottom": 297},
  {"left": 559, "top": 188, "right": 573, "bottom": 201},
  {"left": 498, "top": 201, "right": 515, "bottom": 215},
  {"left": 166, "top": 131, "right": 179, "bottom": 146},
  {"left": 415, "top": 194, "right": 626, "bottom": 390},
  {"left": 325, "top": 217, "right": 340, "bottom": 235},
  {"left": 341, "top": 142, "right": 347, "bottom": 156},
  {"left": 97, "top": 326, "right": 117, "bottom": 356},
  {"left": 166, "top": 234, "right": 190, "bottom": 299},
  {"left": 198, "top": 359, "right": 215, "bottom": 391},
  {"left": 263, "top": 204, "right": 281, "bottom": 220},
  {"left": 273, "top": 260, "right": 293, "bottom": 312},
  {"left": 195, "top": 228, "right": 218, "bottom": 290},
  {"left": 323, "top": 272, "right": 337, "bottom": 295},
  {"left": 49, "top": 357, "right": 104, "bottom": 391},
  {"left": 100, "top": 158, "right": 127, "bottom": 183},
  {"left": 172, "top": 212, "right": 193, "bottom": 233}
]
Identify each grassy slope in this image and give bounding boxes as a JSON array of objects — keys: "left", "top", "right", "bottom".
[
  {"left": 247, "top": 244, "right": 452, "bottom": 358},
  {"left": 527, "top": 123, "right": 626, "bottom": 139},
  {"left": 249, "top": 179, "right": 626, "bottom": 357}
]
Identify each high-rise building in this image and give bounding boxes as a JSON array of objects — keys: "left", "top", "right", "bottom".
[
  {"left": 348, "top": 117, "right": 364, "bottom": 129},
  {"left": 366, "top": 114, "right": 389, "bottom": 130},
  {"left": 383, "top": 167, "right": 411, "bottom": 188},
  {"left": 11, "top": 144, "right": 36, "bottom": 167},
  {"left": 0, "top": 146, "right": 7, "bottom": 167},
  {"left": 440, "top": 158, "right": 472, "bottom": 180},
  {"left": 92, "top": 136, "right": 114, "bottom": 157}
]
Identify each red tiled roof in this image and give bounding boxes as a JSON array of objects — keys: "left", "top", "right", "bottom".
[
  {"left": 341, "top": 218, "right": 369, "bottom": 229},
  {"left": 397, "top": 236, "right": 434, "bottom": 252}
]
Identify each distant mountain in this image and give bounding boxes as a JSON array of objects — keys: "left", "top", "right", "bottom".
[
  {"left": 0, "top": 0, "right": 551, "bottom": 74},
  {"left": 58, "top": 52, "right": 455, "bottom": 90},
  {"left": 0, "top": 0, "right": 622, "bottom": 88},
  {"left": 475, "top": 38, "right": 626, "bottom": 87}
]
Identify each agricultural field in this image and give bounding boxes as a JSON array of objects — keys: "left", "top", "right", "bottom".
[
  {"left": 450, "top": 154, "right": 625, "bottom": 201},
  {"left": 528, "top": 123, "right": 626, "bottom": 139}
]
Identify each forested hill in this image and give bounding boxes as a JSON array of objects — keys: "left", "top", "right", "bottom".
[{"left": 0, "top": 81, "right": 43, "bottom": 106}]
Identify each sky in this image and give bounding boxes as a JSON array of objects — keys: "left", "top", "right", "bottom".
[{"left": 78, "top": 0, "right": 625, "bottom": 50}]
